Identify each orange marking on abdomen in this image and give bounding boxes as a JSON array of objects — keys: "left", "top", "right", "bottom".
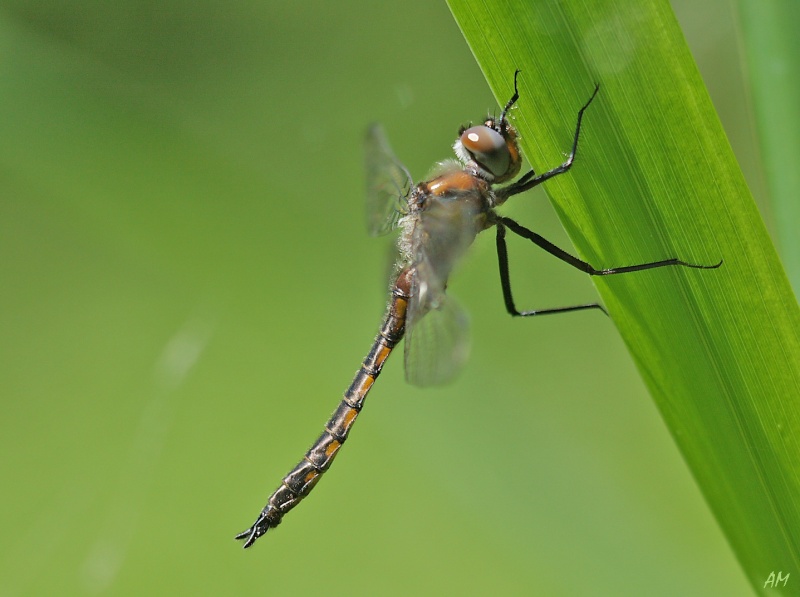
[
  {"left": 394, "top": 296, "right": 408, "bottom": 319},
  {"left": 343, "top": 407, "right": 357, "bottom": 428},
  {"left": 374, "top": 344, "right": 391, "bottom": 367},
  {"left": 352, "top": 373, "right": 374, "bottom": 396},
  {"left": 325, "top": 439, "right": 341, "bottom": 458}
]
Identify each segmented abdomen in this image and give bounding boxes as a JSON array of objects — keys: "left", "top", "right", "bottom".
[{"left": 236, "top": 267, "right": 412, "bottom": 547}]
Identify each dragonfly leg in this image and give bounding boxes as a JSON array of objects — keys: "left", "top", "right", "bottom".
[
  {"left": 513, "top": 168, "right": 537, "bottom": 188},
  {"left": 499, "top": 69, "right": 521, "bottom": 124},
  {"left": 496, "top": 84, "right": 600, "bottom": 203},
  {"left": 498, "top": 216, "right": 722, "bottom": 276},
  {"left": 495, "top": 221, "right": 606, "bottom": 317}
]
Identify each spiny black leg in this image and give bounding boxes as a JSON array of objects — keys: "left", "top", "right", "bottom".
[
  {"left": 514, "top": 168, "right": 537, "bottom": 188},
  {"left": 499, "top": 69, "right": 522, "bottom": 125},
  {"left": 497, "top": 84, "right": 600, "bottom": 203},
  {"left": 499, "top": 216, "right": 722, "bottom": 275},
  {"left": 496, "top": 221, "right": 607, "bottom": 317}
]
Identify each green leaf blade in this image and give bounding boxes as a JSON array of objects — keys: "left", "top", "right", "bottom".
[{"left": 448, "top": 0, "right": 800, "bottom": 593}]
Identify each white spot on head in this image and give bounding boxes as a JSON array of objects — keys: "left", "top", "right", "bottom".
[{"left": 467, "top": 132, "right": 480, "bottom": 143}]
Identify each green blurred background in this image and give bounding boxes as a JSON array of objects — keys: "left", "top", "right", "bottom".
[{"left": 0, "top": 1, "right": 763, "bottom": 595}]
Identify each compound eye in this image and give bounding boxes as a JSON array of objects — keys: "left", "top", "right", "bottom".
[{"left": 459, "top": 125, "right": 510, "bottom": 178}]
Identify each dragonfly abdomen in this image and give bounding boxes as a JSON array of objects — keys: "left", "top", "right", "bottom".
[{"left": 236, "top": 268, "right": 412, "bottom": 548}]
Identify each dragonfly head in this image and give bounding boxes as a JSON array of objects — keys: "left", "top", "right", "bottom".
[
  {"left": 454, "top": 119, "right": 521, "bottom": 184},
  {"left": 453, "top": 70, "right": 523, "bottom": 184}
]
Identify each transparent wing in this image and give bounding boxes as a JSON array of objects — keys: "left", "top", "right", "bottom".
[
  {"left": 364, "top": 124, "right": 413, "bottom": 236},
  {"left": 413, "top": 190, "right": 482, "bottom": 288},
  {"left": 402, "top": 192, "right": 482, "bottom": 387},
  {"left": 404, "top": 290, "right": 471, "bottom": 387}
]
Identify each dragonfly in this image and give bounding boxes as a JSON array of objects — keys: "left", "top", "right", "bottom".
[{"left": 235, "top": 72, "right": 720, "bottom": 548}]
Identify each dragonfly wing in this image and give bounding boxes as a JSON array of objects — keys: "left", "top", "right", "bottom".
[
  {"left": 364, "top": 124, "right": 413, "bottom": 236},
  {"left": 414, "top": 191, "right": 482, "bottom": 286},
  {"left": 402, "top": 195, "right": 481, "bottom": 387},
  {"left": 404, "top": 289, "right": 471, "bottom": 387}
]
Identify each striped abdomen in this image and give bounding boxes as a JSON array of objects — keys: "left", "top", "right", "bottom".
[{"left": 235, "top": 267, "right": 412, "bottom": 548}]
